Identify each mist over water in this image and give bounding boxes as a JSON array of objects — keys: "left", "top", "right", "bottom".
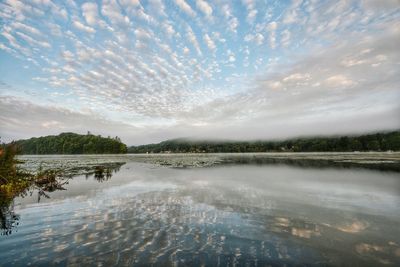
[{"left": 1, "top": 154, "right": 400, "bottom": 266}]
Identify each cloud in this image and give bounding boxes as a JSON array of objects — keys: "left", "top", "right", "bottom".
[
  {"left": 11, "top": 21, "right": 42, "bottom": 37},
  {"left": 46, "top": 22, "right": 62, "bottom": 37},
  {"left": 119, "top": 0, "right": 140, "bottom": 9},
  {"left": 4, "top": 94, "right": 397, "bottom": 145},
  {"left": 186, "top": 25, "right": 202, "bottom": 56},
  {"left": 283, "top": 0, "right": 303, "bottom": 24},
  {"left": 221, "top": 4, "right": 239, "bottom": 33},
  {"left": 0, "top": 0, "right": 399, "bottom": 144},
  {"left": 0, "top": 96, "right": 140, "bottom": 144},
  {"left": 266, "top": 21, "right": 277, "bottom": 49},
  {"left": 281, "top": 29, "right": 291, "bottom": 47},
  {"left": 171, "top": 23, "right": 400, "bottom": 139},
  {"left": 228, "top": 17, "right": 239, "bottom": 33},
  {"left": 361, "top": 0, "right": 400, "bottom": 11},
  {"left": 196, "top": 0, "right": 212, "bottom": 18},
  {"left": 227, "top": 50, "right": 235, "bottom": 62},
  {"left": 15, "top": 31, "right": 51, "bottom": 48},
  {"left": 174, "top": 0, "right": 196, "bottom": 17},
  {"left": 82, "top": 2, "right": 101, "bottom": 26},
  {"left": 203, "top": 33, "right": 216, "bottom": 51},
  {"left": 148, "top": 0, "right": 167, "bottom": 17},
  {"left": 72, "top": 20, "right": 96, "bottom": 34},
  {"left": 163, "top": 21, "right": 176, "bottom": 36},
  {"left": 244, "top": 33, "right": 264, "bottom": 45},
  {"left": 282, "top": 73, "right": 310, "bottom": 82},
  {"left": 242, "top": 0, "right": 257, "bottom": 24},
  {"left": 134, "top": 28, "right": 152, "bottom": 40},
  {"left": 325, "top": 75, "right": 355, "bottom": 87},
  {"left": 102, "top": 0, "right": 131, "bottom": 26}
]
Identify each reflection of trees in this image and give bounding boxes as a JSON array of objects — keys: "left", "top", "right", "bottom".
[
  {"left": 87, "top": 162, "right": 125, "bottom": 182},
  {"left": 0, "top": 199, "right": 19, "bottom": 236},
  {"left": 0, "top": 175, "right": 69, "bottom": 235},
  {"left": 35, "top": 179, "right": 68, "bottom": 203},
  {"left": 0, "top": 162, "right": 125, "bottom": 235},
  {"left": 220, "top": 156, "right": 400, "bottom": 172},
  {"left": 94, "top": 166, "right": 112, "bottom": 182}
]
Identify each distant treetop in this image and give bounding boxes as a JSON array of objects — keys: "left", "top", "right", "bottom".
[
  {"left": 128, "top": 131, "right": 400, "bottom": 154},
  {"left": 15, "top": 132, "right": 127, "bottom": 154}
]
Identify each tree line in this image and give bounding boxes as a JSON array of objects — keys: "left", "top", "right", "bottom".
[
  {"left": 128, "top": 131, "right": 400, "bottom": 153},
  {"left": 14, "top": 132, "right": 127, "bottom": 154}
]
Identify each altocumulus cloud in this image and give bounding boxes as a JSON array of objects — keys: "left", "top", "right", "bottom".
[{"left": 0, "top": 0, "right": 399, "bottom": 144}]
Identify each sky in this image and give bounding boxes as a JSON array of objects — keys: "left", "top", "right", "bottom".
[{"left": 0, "top": 0, "right": 399, "bottom": 145}]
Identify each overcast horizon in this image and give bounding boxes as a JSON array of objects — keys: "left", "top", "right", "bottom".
[{"left": 1, "top": 0, "right": 399, "bottom": 145}]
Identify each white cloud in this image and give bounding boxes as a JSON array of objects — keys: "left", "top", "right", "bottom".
[
  {"left": 267, "top": 21, "right": 277, "bottom": 31},
  {"left": 119, "top": 0, "right": 140, "bottom": 8},
  {"left": 11, "top": 21, "right": 42, "bottom": 37},
  {"left": 267, "top": 21, "right": 277, "bottom": 49},
  {"left": 102, "top": 0, "right": 130, "bottom": 26},
  {"left": 61, "top": 50, "right": 74, "bottom": 61},
  {"left": 186, "top": 26, "right": 202, "bottom": 56},
  {"left": 1, "top": 0, "right": 399, "bottom": 144},
  {"left": 221, "top": 4, "right": 239, "bottom": 33},
  {"left": 283, "top": 0, "right": 303, "bottom": 24},
  {"left": 46, "top": 22, "right": 62, "bottom": 37},
  {"left": 196, "top": 0, "right": 212, "bottom": 18},
  {"left": 325, "top": 75, "right": 355, "bottom": 87},
  {"left": 244, "top": 33, "right": 264, "bottom": 45},
  {"left": 221, "top": 4, "right": 232, "bottom": 19},
  {"left": 242, "top": 0, "right": 257, "bottom": 24},
  {"left": 73, "top": 20, "right": 96, "bottom": 34},
  {"left": 134, "top": 28, "right": 152, "bottom": 40},
  {"left": 174, "top": 0, "right": 196, "bottom": 17},
  {"left": 118, "top": 0, "right": 140, "bottom": 13},
  {"left": 82, "top": 2, "right": 100, "bottom": 26},
  {"left": 15, "top": 31, "right": 51, "bottom": 48},
  {"left": 148, "top": 0, "right": 167, "bottom": 17},
  {"left": 163, "top": 22, "right": 175, "bottom": 36},
  {"left": 228, "top": 17, "right": 239, "bottom": 33},
  {"left": 203, "top": 33, "right": 216, "bottom": 51},
  {"left": 135, "top": 8, "right": 158, "bottom": 25},
  {"left": 281, "top": 29, "right": 291, "bottom": 47},
  {"left": 247, "top": 9, "right": 257, "bottom": 24},
  {"left": 0, "top": 43, "right": 15, "bottom": 54},
  {"left": 282, "top": 73, "right": 310, "bottom": 82}
]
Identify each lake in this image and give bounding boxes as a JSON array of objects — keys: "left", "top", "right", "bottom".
[{"left": 1, "top": 153, "right": 400, "bottom": 266}]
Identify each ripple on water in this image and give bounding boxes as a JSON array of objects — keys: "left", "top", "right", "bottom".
[{"left": 1, "top": 160, "right": 400, "bottom": 266}]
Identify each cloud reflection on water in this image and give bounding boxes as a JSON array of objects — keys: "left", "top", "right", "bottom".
[{"left": 0, "top": 157, "right": 399, "bottom": 266}]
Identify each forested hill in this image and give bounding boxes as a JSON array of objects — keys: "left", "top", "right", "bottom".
[
  {"left": 128, "top": 131, "right": 400, "bottom": 153},
  {"left": 15, "top": 132, "right": 127, "bottom": 154}
]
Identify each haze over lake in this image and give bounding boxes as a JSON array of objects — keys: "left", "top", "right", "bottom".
[{"left": 1, "top": 154, "right": 399, "bottom": 266}]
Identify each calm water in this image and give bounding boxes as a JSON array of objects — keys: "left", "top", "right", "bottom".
[{"left": 1, "top": 154, "right": 400, "bottom": 266}]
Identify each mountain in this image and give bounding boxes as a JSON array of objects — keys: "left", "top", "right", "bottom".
[{"left": 128, "top": 131, "right": 400, "bottom": 153}]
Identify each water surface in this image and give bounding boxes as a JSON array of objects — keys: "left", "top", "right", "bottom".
[{"left": 1, "top": 153, "right": 400, "bottom": 266}]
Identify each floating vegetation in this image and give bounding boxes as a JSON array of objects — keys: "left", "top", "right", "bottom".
[{"left": 129, "top": 152, "right": 400, "bottom": 172}]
